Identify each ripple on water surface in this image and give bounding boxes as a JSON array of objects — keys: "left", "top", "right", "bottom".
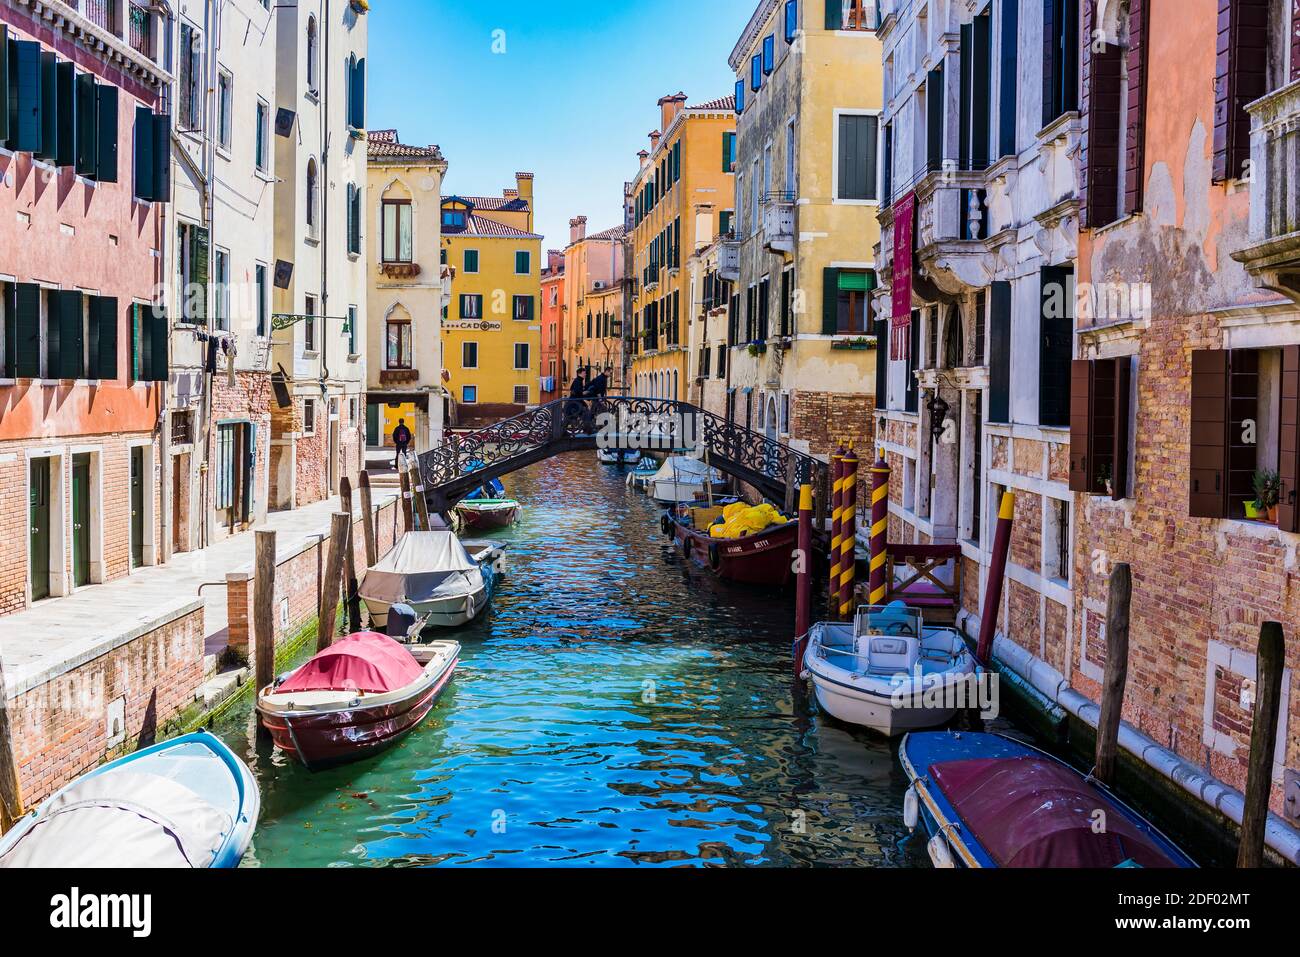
[{"left": 216, "top": 453, "right": 924, "bottom": 868}]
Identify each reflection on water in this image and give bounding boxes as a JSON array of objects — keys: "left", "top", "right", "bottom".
[{"left": 216, "top": 453, "right": 924, "bottom": 867}]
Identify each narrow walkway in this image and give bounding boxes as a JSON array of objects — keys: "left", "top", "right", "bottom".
[{"left": 1, "top": 492, "right": 398, "bottom": 698}]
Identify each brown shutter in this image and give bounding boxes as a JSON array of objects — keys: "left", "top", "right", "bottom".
[
  {"left": 1112, "top": 355, "right": 1132, "bottom": 501},
  {"left": 1123, "top": 0, "right": 1149, "bottom": 216},
  {"left": 1280, "top": 345, "right": 1300, "bottom": 532},
  {"left": 1189, "top": 349, "right": 1229, "bottom": 518},
  {"left": 1069, "top": 359, "right": 1094, "bottom": 492},
  {"left": 1213, "top": 0, "right": 1269, "bottom": 183},
  {"left": 1081, "top": 3, "right": 1122, "bottom": 228}
]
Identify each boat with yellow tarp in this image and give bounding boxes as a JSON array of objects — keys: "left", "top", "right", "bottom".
[{"left": 662, "top": 501, "right": 798, "bottom": 585}]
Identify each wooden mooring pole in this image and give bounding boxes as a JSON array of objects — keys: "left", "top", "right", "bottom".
[
  {"left": 1094, "top": 562, "right": 1131, "bottom": 786},
  {"left": 793, "top": 484, "right": 813, "bottom": 680},
  {"left": 339, "top": 477, "right": 362, "bottom": 635},
  {"left": 0, "top": 653, "right": 24, "bottom": 834},
  {"left": 398, "top": 463, "right": 415, "bottom": 532},
  {"left": 358, "top": 470, "right": 378, "bottom": 569},
  {"left": 407, "top": 453, "right": 434, "bottom": 531},
  {"left": 253, "top": 531, "right": 277, "bottom": 740},
  {"left": 1237, "top": 621, "right": 1285, "bottom": 868},
  {"left": 317, "top": 512, "right": 351, "bottom": 652}
]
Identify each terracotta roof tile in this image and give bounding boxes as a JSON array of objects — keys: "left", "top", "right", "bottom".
[
  {"left": 466, "top": 214, "right": 541, "bottom": 240},
  {"left": 689, "top": 95, "right": 736, "bottom": 112}
]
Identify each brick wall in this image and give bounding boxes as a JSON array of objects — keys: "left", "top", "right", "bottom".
[
  {"left": 8, "top": 603, "right": 204, "bottom": 806},
  {"left": 790, "top": 391, "right": 876, "bottom": 459},
  {"left": 0, "top": 431, "right": 162, "bottom": 613}
]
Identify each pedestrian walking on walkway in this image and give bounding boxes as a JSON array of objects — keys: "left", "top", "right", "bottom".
[{"left": 392, "top": 420, "right": 413, "bottom": 470}]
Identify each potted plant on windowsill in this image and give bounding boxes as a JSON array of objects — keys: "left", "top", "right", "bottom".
[
  {"left": 1096, "top": 463, "right": 1112, "bottom": 498},
  {"left": 1251, "top": 468, "right": 1281, "bottom": 524},
  {"left": 747, "top": 341, "right": 767, "bottom": 357}
]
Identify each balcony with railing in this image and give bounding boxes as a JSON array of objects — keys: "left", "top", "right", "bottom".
[
  {"left": 1234, "top": 79, "right": 1300, "bottom": 298},
  {"left": 81, "top": 0, "right": 119, "bottom": 35},
  {"left": 761, "top": 191, "right": 796, "bottom": 254},
  {"left": 128, "top": 2, "right": 153, "bottom": 59}
]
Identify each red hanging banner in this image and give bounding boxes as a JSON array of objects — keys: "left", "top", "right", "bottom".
[{"left": 891, "top": 191, "right": 916, "bottom": 361}]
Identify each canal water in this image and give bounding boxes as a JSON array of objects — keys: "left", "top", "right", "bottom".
[{"left": 215, "top": 453, "right": 925, "bottom": 867}]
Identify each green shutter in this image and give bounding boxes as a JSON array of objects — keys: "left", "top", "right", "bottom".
[
  {"left": 56, "top": 291, "right": 83, "bottom": 379},
  {"left": 350, "top": 56, "right": 366, "bottom": 128},
  {"left": 10, "top": 40, "right": 42, "bottom": 153},
  {"left": 188, "top": 225, "right": 209, "bottom": 323},
  {"left": 150, "top": 301, "right": 168, "bottom": 382},
  {"left": 824, "top": 0, "right": 842, "bottom": 30},
  {"left": 130, "top": 303, "right": 143, "bottom": 381},
  {"left": 0, "top": 27, "right": 9, "bottom": 144},
  {"left": 14, "top": 284, "right": 40, "bottom": 378},
  {"left": 75, "top": 73, "right": 97, "bottom": 177},
  {"left": 96, "top": 84, "right": 118, "bottom": 182},
  {"left": 719, "top": 209, "right": 732, "bottom": 234},
  {"left": 46, "top": 288, "right": 61, "bottom": 376},
  {"left": 37, "top": 52, "right": 56, "bottom": 161},
  {"left": 152, "top": 112, "right": 171, "bottom": 201},
  {"left": 56, "top": 61, "right": 76, "bottom": 168},
  {"left": 92, "top": 296, "right": 118, "bottom": 380},
  {"left": 134, "top": 106, "right": 155, "bottom": 200},
  {"left": 1, "top": 283, "right": 11, "bottom": 378},
  {"left": 822, "top": 268, "right": 840, "bottom": 334},
  {"left": 838, "top": 270, "right": 869, "bottom": 292}
]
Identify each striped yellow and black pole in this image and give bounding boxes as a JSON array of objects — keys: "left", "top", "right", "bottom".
[
  {"left": 869, "top": 450, "right": 891, "bottom": 607},
  {"left": 838, "top": 446, "right": 859, "bottom": 620},
  {"left": 828, "top": 443, "right": 847, "bottom": 620}
]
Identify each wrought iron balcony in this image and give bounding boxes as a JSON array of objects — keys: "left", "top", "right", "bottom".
[
  {"left": 81, "top": 0, "right": 118, "bottom": 35},
  {"left": 761, "top": 192, "right": 796, "bottom": 254},
  {"left": 128, "top": 2, "right": 153, "bottom": 57},
  {"left": 1234, "top": 79, "right": 1300, "bottom": 298}
]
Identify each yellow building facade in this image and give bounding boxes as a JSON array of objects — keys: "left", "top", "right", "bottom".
[
  {"left": 724, "top": 0, "right": 883, "bottom": 456},
  {"left": 562, "top": 218, "right": 629, "bottom": 394},
  {"left": 629, "top": 94, "right": 736, "bottom": 403},
  {"left": 441, "top": 173, "right": 543, "bottom": 428}
]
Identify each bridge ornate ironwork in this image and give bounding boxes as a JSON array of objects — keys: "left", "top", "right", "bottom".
[{"left": 417, "top": 397, "right": 830, "bottom": 516}]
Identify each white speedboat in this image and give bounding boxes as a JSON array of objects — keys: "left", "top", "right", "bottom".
[
  {"left": 360, "top": 531, "right": 495, "bottom": 629},
  {"left": 803, "top": 603, "right": 977, "bottom": 737},
  {"left": 461, "top": 539, "right": 508, "bottom": 577},
  {"left": 649, "top": 456, "right": 725, "bottom": 505},
  {"left": 598, "top": 448, "right": 642, "bottom": 465}
]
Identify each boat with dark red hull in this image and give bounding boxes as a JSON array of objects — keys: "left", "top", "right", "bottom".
[
  {"left": 664, "top": 504, "right": 799, "bottom": 586},
  {"left": 256, "top": 632, "right": 459, "bottom": 771}
]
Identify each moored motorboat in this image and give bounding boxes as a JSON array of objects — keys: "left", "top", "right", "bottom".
[
  {"left": 899, "top": 731, "right": 1198, "bottom": 868},
  {"left": 803, "top": 603, "right": 977, "bottom": 736},
  {"left": 256, "top": 631, "right": 459, "bottom": 771},
  {"left": 360, "top": 531, "right": 495, "bottom": 629},
  {"left": 456, "top": 498, "right": 520, "bottom": 530},
  {"left": 626, "top": 455, "right": 662, "bottom": 492},
  {"left": 461, "top": 539, "right": 508, "bottom": 577},
  {"left": 598, "top": 447, "right": 642, "bottom": 465},
  {"left": 665, "top": 502, "right": 798, "bottom": 585},
  {"left": 0, "top": 732, "right": 258, "bottom": 868},
  {"left": 649, "top": 455, "right": 725, "bottom": 504}
]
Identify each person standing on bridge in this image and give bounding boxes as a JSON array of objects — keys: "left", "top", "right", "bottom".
[
  {"left": 392, "top": 419, "right": 413, "bottom": 471},
  {"left": 585, "top": 371, "right": 608, "bottom": 399}
]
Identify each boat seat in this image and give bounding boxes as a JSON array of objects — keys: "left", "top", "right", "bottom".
[{"left": 861, "top": 634, "right": 920, "bottom": 673}]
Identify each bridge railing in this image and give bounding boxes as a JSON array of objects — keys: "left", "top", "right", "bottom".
[{"left": 420, "top": 397, "right": 827, "bottom": 508}]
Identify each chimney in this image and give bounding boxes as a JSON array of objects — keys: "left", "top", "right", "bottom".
[
  {"left": 649, "top": 130, "right": 661, "bottom": 152},
  {"left": 638, "top": 149, "right": 650, "bottom": 170},
  {"left": 570, "top": 216, "right": 588, "bottom": 245},
  {"left": 659, "top": 92, "right": 688, "bottom": 133},
  {"left": 515, "top": 172, "right": 535, "bottom": 229},
  {"left": 503, "top": 189, "right": 519, "bottom": 199},
  {"left": 546, "top": 249, "right": 565, "bottom": 275}
]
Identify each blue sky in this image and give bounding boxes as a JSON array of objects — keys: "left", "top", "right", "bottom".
[{"left": 369, "top": 0, "right": 754, "bottom": 252}]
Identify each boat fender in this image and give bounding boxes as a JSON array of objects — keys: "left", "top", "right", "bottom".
[
  {"left": 903, "top": 785, "right": 920, "bottom": 832},
  {"left": 927, "top": 832, "right": 956, "bottom": 869},
  {"left": 708, "top": 543, "right": 721, "bottom": 570},
  {"left": 661, "top": 514, "right": 673, "bottom": 536}
]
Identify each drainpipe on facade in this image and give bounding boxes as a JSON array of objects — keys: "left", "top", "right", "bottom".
[
  {"left": 320, "top": 0, "right": 333, "bottom": 490},
  {"left": 954, "top": 610, "right": 1300, "bottom": 865},
  {"left": 155, "top": 0, "right": 177, "bottom": 566}
]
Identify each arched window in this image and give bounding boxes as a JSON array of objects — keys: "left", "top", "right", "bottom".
[
  {"left": 306, "top": 17, "right": 319, "bottom": 93},
  {"left": 306, "top": 158, "right": 320, "bottom": 238},
  {"left": 942, "top": 305, "right": 964, "bottom": 369}
]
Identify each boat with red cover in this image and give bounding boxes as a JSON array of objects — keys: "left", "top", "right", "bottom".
[
  {"left": 899, "top": 731, "right": 1196, "bottom": 868},
  {"left": 256, "top": 632, "right": 459, "bottom": 771},
  {"left": 663, "top": 504, "right": 799, "bottom": 586}
]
